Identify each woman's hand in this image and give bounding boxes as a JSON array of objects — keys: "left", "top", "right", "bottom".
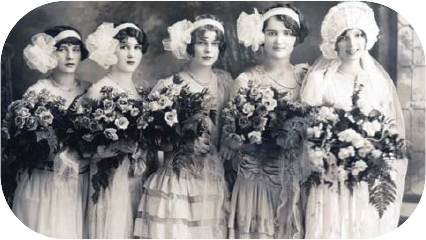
[
  {"left": 219, "top": 144, "right": 237, "bottom": 162},
  {"left": 96, "top": 144, "right": 118, "bottom": 159},
  {"left": 115, "top": 139, "right": 138, "bottom": 154},
  {"left": 194, "top": 134, "right": 211, "bottom": 156}
]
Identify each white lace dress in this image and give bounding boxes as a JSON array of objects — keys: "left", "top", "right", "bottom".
[
  {"left": 228, "top": 65, "right": 309, "bottom": 239},
  {"left": 12, "top": 78, "right": 90, "bottom": 238},
  {"left": 301, "top": 64, "right": 408, "bottom": 238},
  {"left": 85, "top": 76, "right": 147, "bottom": 239},
  {"left": 133, "top": 69, "right": 232, "bottom": 239}
]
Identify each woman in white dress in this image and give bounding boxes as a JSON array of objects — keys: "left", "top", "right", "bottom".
[
  {"left": 12, "top": 26, "right": 91, "bottom": 238},
  {"left": 221, "top": 4, "right": 310, "bottom": 239},
  {"left": 84, "top": 22, "right": 150, "bottom": 239},
  {"left": 300, "top": 2, "right": 408, "bottom": 238},
  {"left": 133, "top": 14, "right": 232, "bottom": 239}
]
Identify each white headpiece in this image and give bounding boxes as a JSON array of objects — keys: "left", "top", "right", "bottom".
[
  {"left": 237, "top": 7, "right": 301, "bottom": 52},
  {"left": 162, "top": 18, "right": 225, "bottom": 60},
  {"left": 320, "top": 2, "right": 380, "bottom": 59},
  {"left": 85, "top": 22, "right": 142, "bottom": 69},
  {"left": 23, "top": 29, "right": 83, "bottom": 74}
]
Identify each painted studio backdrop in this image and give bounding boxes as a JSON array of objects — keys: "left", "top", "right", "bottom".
[{"left": 1, "top": 1, "right": 425, "bottom": 225}]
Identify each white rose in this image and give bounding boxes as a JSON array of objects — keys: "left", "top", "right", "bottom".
[{"left": 352, "top": 160, "right": 368, "bottom": 176}]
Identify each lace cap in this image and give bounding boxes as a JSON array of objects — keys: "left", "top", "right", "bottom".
[{"left": 320, "top": 2, "right": 380, "bottom": 59}]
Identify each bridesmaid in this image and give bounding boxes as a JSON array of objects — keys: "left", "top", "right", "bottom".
[
  {"left": 12, "top": 26, "right": 91, "bottom": 238},
  {"left": 301, "top": 2, "right": 408, "bottom": 238},
  {"left": 84, "top": 22, "right": 149, "bottom": 239},
  {"left": 133, "top": 14, "right": 232, "bottom": 239},
  {"left": 221, "top": 4, "right": 310, "bottom": 238}
]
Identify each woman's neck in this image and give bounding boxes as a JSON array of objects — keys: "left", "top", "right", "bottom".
[
  {"left": 263, "top": 57, "right": 292, "bottom": 73},
  {"left": 108, "top": 69, "right": 134, "bottom": 87},
  {"left": 51, "top": 71, "right": 76, "bottom": 86},
  {"left": 186, "top": 61, "right": 213, "bottom": 85},
  {"left": 338, "top": 59, "right": 362, "bottom": 76}
]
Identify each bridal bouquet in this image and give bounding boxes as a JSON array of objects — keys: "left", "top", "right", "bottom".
[
  {"left": 306, "top": 82, "right": 406, "bottom": 217},
  {"left": 67, "top": 86, "right": 148, "bottom": 202},
  {"left": 140, "top": 75, "right": 217, "bottom": 176},
  {"left": 222, "top": 80, "right": 310, "bottom": 154},
  {"left": 1, "top": 89, "right": 67, "bottom": 176}
]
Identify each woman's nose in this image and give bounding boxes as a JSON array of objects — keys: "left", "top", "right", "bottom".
[
  {"left": 204, "top": 44, "right": 212, "bottom": 53},
  {"left": 66, "top": 49, "right": 74, "bottom": 60},
  {"left": 276, "top": 34, "right": 285, "bottom": 44},
  {"left": 128, "top": 48, "right": 135, "bottom": 58}
]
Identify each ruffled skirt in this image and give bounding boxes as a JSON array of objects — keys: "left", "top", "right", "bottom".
[{"left": 134, "top": 153, "right": 228, "bottom": 239}]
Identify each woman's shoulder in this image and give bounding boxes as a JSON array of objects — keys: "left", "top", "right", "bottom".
[
  {"left": 25, "top": 78, "right": 53, "bottom": 94},
  {"left": 76, "top": 79, "right": 92, "bottom": 90},
  {"left": 293, "top": 63, "right": 310, "bottom": 84},
  {"left": 85, "top": 76, "right": 114, "bottom": 99},
  {"left": 212, "top": 68, "right": 233, "bottom": 87}
]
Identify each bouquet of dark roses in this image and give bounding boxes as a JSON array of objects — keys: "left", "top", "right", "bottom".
[
  {"left": 66, "top": 86, "right": 148, "bottom": 202},
  {"left": 140, "top": 75, "right": 217, "bottom": 177},
  {"left": 306, "top": 81, "right": 406, "bottom": 217},
  {"left": 1, "top": 89, "right": 67, "bottom": 177},
  {"left": 221, "top": 80, "right": 311, "bottom": 155}
]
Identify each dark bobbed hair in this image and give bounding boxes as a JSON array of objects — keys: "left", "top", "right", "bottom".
[
  {"left": 335, "top": 29, "right": 367, "bottom": 51},
  {"left": 113, "top": 22, "right": 149, "bottom": 54},
  {"left": 262, "top": 4, "right": 309, "bottom": 45},
  {"left": 186, "top": 14, "right": 227, "bottom": 57},
  {"left": 44, "top": 25, "right": 89, "bottom": 60}
]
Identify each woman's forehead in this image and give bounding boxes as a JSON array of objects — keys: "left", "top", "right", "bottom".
[
  {"left": 196, "top": 29, "right": 218, "bottom": 41},
  {"left": 120, "top": 37, "right": 139, "bottom": 44},
  {"left": 264, "top": 16, "right": 290, "bottom": 31}
]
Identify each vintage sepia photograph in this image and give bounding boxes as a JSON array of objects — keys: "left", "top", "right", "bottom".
[{"left": 1, "top": 1, "right": 424, "bottom": 239}]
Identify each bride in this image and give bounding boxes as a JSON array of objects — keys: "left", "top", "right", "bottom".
[{"left": 301, "top": 2, "right": 408, "bottom": 238}]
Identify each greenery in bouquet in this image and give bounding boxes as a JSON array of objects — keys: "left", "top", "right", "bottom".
[
  {"left": 1, "top": 89, "right": 67, "bottom": 178},
  {"left": 305, "top": 82, "right": 406, "bottom": 217},
  {"left": 221, "top": 79, "right": 311, "bottom": 155},
  {"left": 66, "top": 85, "right": 149, "bottom": 203},
  {"left": 140, "top": 75, "right": 217, "bottom": 177}
]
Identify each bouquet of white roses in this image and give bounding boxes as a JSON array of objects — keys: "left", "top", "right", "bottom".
[
  {"left": 306, "top": 82, "right": 406, "bottom": 217},
  {"left": 1, "top": 89, "right": 67, "bottom": 177}
]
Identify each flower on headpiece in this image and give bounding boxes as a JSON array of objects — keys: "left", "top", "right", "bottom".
[
  {"left": 163, "top": 20, "right": 194, "bottom": 60},
  {"left": 23, "top": 33, "right": 58, "bottom": 73},
  {"left": 86, "top": 22, "right": 120, "bottom": 69},
  {"left": 237, "top": 8, "right": 265, "bottom": 52}
]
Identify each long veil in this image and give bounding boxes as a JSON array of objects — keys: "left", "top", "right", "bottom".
[{"left": 300, "top": 52, "right": 408, "bottom": 236}]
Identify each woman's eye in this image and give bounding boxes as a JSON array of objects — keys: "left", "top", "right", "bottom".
[
  {"left": 57, "top": 48, "right": 65, "bottom": 52},
  {"left": 267, "top": 31, "right": 277, "bottom": 36},
  {"left": 135, "top": 45, "right": 142, "bottom": 50},
  {"left": 212, "top": 42, "right": 220, "bottom": 46},
  {"left": 120, "top": 45, "right": 129, "bottom": 50},
  {"left": 283, "top": 31, "right": 292, "bottom": 36},
  {"left": 73, "top": 48, "right": 81, "bottom": 52}
]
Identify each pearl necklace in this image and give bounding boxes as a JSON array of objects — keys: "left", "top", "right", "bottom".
[
  {"left": 106, "top": 74, "right": 137, "bottom": 96},
  {"left": 263, "top": 66, "right": 298, "bottom": 89},
  {"left": 185, "top": 66, "right": 214, "bottom": 88},
  {"left": 49, "top": 76, "right": 79, "bottom": 93}
]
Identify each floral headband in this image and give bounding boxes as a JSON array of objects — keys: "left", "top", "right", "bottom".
[
  {"left": 320, "top": 2, "right": 380, "bottom": 59},
  {"left": 23, "top": 30, "right": 82, "bottom": 74},
  {"left": 162, "top": 18, "right": 225, "bottom": 60},
  {"left": 85, "top": 22, "right": 142, "bottom": 69},
  {"left": 237, "top": 7, "right": 300, "bottom": 52}
]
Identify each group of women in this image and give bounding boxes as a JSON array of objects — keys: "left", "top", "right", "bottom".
[{"left": 9, "top": 2, "right": 407, "bottom": 239}]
